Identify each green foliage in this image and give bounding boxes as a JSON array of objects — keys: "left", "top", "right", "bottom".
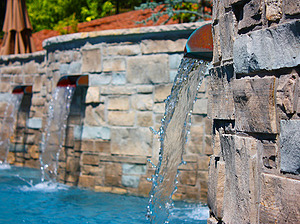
[
  {"left": 135, "top": 0, "right": 212, "bottom": 24},
  {"left": 53, "top": 13, "right": 79, "bottom": 35}
]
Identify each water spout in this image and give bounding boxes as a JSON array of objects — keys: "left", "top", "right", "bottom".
[{"left": 184, "top": 23, "right": 213, "bottom": 61}]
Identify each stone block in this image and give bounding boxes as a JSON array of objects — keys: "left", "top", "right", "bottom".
[
  {"left": 69, "top": 61, "right": 81, "bottom": 74},
  {"left": 94, "top": 140, "right": 110, "bottom": 153},
  {"left": 111, "top": 72, "right": 126, "bottom": 85},
  {"left": 121, "top": 175, "right": 140, "bottom": 188},
  {"left": 208, "top": 64, "right": 235, "bottom": 119},
  {"left": 81, "top": 165, "right": 102, "bottom": 176},
  {"left": 26, "top": 118, "right": 42, "bottom": 129},
  {"left": 127, "top": 55, "right": 169, "bottom": 84},
  {"left": 24, "top": 61, "right": 39, "bottom": 74},
  {"left": 108, "top": 97, "right": 129, "bottom": 111},
  {"left": 232, "top": 76, "right": 278, "bottom": 133},
  {"left": 187, "top": 125, "right": 204, "bottom": 154},
  {"left": 131, "top": 94, "right": 153, "bottom": 111},
  {"left": 169, "top": 70, "right": 177, "bottom": 82},
  {"left": 219, "top": 11, "right": 235, "bottom": 60},
  {"left": 81, "top": 153, "right": 99, "bottom": 165},
  {"left": 100, "top": 155, "right": 147, "bottom": 164},
  {"left": 122, "top": 163, "right": 146, "bottom": 175},
  {"left": 284, "top": 0, "right": 300, "bottom": 15},
  {"left": 193, "top": 98, "right": 208, "bottom": 114},
  {"left": 81, "top": 48, "right": 102, "bottom": 73},
  {"left": 89, "top": 74, "right": 112, "bottom": 86},
  {"left": 1, "top": 66, "right": 22, "bottom": 74},
  {"left": 100, "top": 86, "right": 136, "bottom": 95},
  {"left": 235, "top": 0, "right": 263, "bottom": 33},
  {"left": 33, "top": 76, "right": 42, "bottom": 92},
  {"left": 59, "top": 64, "right": 69, "bottom": 75},
  {"left": 260, "top": 173, "right": 300, "bottom": 223},
  {"left": 154, "top": 84, "right": 172, "bottom": 103},
  {"left": 103, "top": 44, "right": 140, "bottom": 56},
  {"left": 169, "top": 54, "right": 183, "bottom": 70},
  {"left": 137, "top": 111, "right": 153, "bottom": 127},
  {"left": 280, "top": 120, "right": 300, "bottom": 174},
  {"left": 137, "top": 85, "right": 153, "bottom": 94},
  {"left": 86, "top": 87, "right": 100, "bottom": 103},
  {"left": 78, "top": 175, "right": 95, "bottom": 188},
  {"left": 141, "top": 39, "right": 186, "bottom": 54},
  {"left": 233, "top": 20, "right": 300, "bottom": 74},
  {"left": 220, "top": 135, "right": 259, "bottom": 224},
  {"left": 74, "top": 126, "right": 110, "bottom": 140},
  {"left": 105, "top": 162, "right": 122, "bottom": 186},
  {"left": 265, "top": 0, "right": 282, "bottom": 21},
  {"left": 207, "top": 157, "right": 225, "bottom": 219},
  {"left": 103, "top": 58, "right": 126, "bottom": 72},
  {"left": 212, "top": 23, "right": 222, "bottom": 64},
  {"left": 108, "top": 111, "right": 135, "bottom": 126},
  {"left": 178, "top": 170, "right": 197, "bottom": 186},
  {"left": 111, "top": 128, "right": 152, "bottom": 156},
  {"left": 276, "top": 71, "right": 298, "bottom": 115},
  {"left": 153, "top": 103, "right": 165, "bottom": 114},
  {"left": 84, "top": 104, "right": 105, "bottom": 126}
]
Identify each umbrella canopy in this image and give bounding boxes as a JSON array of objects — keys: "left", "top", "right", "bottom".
[{"left": 0, "top": 0, "right": 36, "bottom": 55}]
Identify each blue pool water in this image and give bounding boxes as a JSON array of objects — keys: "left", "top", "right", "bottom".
[{"left": 0, "top": 166, "right": 209, "bottom": 223}]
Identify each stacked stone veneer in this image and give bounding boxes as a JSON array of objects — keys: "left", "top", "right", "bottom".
[
  {"left": 0, "top": 22, "right": 212, "bottom": 201},
  {"left": 208, "top": 0, "right": 300, "bottom": 223}
]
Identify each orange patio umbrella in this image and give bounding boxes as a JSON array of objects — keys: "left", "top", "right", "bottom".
[{"left": 0, "top": 0, "right": 36, "bottom": 55}]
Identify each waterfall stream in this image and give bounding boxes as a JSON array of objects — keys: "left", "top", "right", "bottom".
[
  {"left": 0, "top": 93, "right": 23, "bottom": 165},
  {"left": 40, "top": 86, "right": 75, "bottom": 182},
  {"left": 147, "top": 58, "right": 209, "bottom": 223}
]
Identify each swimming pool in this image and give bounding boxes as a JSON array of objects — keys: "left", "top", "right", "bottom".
[{"left": 0, "top": 166, "right": 209, "bottom": 223}]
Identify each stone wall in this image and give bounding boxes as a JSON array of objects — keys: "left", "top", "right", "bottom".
[
  {"left": 208, "top": 0, "right": 299, "bottom": 223},
  {"left": 0, "top": 22, "right": 212, "bottom": 201}
]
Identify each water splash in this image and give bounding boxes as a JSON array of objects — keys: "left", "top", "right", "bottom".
[
  {"left": 147, "top": 57, "right": 209, "bottom": 223},
  {"left": 0, "top": 94, "right": 23, "bottom": 164},
  {"left": 40, "top": 86, "right": 75, "bottom": 182}
]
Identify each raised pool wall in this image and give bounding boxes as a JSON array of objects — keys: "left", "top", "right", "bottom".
[
  {"left": 0, "top": 21, "right": 212, "bottom": 201},
  {"left": 207, "top": 0, "right": 300, "bottom": 223}
]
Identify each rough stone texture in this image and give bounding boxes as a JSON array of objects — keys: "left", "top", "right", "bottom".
[
  {"left": 284, "top": 0, "right": 300, "bottom": 15},
  {"left": 141, "top": 39, "right": 186, "bottom": 54},
  {"left": 86, "top": 87, "right": 100, "bottom": 103},
  {"left": 26, "top": 118, "right": 43, "bottom": 129},
  {"left": 107, "top": 97, "right": 130, "bottom": 111},
  {"left": 209, "top": 2, "right": 300, "bottom": 223},
  {"left": 265, "top": 0, "right": 283, "bottom": 21},
  {"left": 260, "top": 173, "right": 300, "bottom": 223},
  {"left": 233, "top": 20, "right": 300, "bottom": 74},
  {"left": 233, "top": 77, "right": 278, "bottom": 134},
  {"left": 131, "top": 94, "right": 153, "bottom": 111},
  {"left": 103, "top": 58, "right": 126, "bottom": 72},
  {"left": 108, "top": 111, "right": 135, "bottom": 126},
  {"left": 208, "top": 64, "right": 235, "bottom": 120},
  {"left": 81, "top": 48, "right": 102, "bottom": 73},
  {"left": 280, "top": 120, "right": 300, "bottom": 174},
  {"left": 154, "top": 84, "right": 172, "bottom": 102},
  {"left": 111, "top": 128, "right": 152, "bottom": 156},
  {"left": 103, "top": 44, "right": 140, "bottom": 56},
  {"left": 220, "top": 135, "right": 259, "bottom": 224},
  {"left": 74, "top": 126, "right": 110, "bottom": 140},
  {"left": 127, "top": 55, "right": 169, "bottom": 84},
  {"left": 276, "top": 70, "right": 299, "bottom": 115}
]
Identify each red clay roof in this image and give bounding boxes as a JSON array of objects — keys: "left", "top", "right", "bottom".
[{"left": 32, "top": 9, "right": 179, "bottom": 51}]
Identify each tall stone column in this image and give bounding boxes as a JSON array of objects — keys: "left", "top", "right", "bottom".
[{"left": 207, "top": 0, "right": 300, "bottom": 223}]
